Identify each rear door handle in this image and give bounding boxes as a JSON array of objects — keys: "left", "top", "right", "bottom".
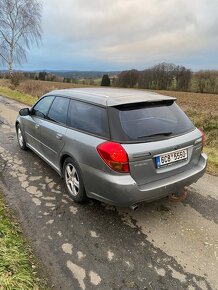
[
  {"left": 35, "top": 124, "right": 40, "bottom": 129},
  {"left": 56, "top": 133, "right": 63, "bottom": 140}
]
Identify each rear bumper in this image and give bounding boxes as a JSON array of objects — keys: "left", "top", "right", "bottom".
[{"left": 81, "top": 153, "right": 207, "bottom": 207}]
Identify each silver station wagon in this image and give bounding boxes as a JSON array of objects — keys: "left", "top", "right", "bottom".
[{"left": 16, "top": 88, "right": 207, "bottom": 208}]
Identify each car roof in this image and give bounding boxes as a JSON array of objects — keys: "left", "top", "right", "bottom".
[{"left": 45, "top": 87, "right": 176, "bottom": 106}]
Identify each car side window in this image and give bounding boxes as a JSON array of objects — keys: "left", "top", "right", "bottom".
[
  {"left": 32, "top": 96, "right": 55, "bottom": 118},
  {"left": 67, "top": 100, "right": 109, "bottom": 138},
  {"left": 47, "top": 96, "right": 70, "bottom": 125}
]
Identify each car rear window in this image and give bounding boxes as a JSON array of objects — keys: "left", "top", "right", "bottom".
[
  {"left": 67, "top": 100, "right": 110, "bottom": 138},
  {"left": 109, "top": 101, "right": 195, "bottom": 142}
]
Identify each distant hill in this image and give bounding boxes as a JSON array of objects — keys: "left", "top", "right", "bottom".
[
  {"left": 44, "top": 70, "right": 120, "bottom": 79},
  {"left": 0, "top": 70, "right": 120, "bottom": 79}
]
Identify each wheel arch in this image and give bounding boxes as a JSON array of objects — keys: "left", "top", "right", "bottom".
[
  {"left": 15, "top": 120, "right": 19, "bottom": 130},
  {"left": 60, "top": 153, "right": 79, "bottom": 177}
]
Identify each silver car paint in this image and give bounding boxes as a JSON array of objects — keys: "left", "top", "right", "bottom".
[{"left": 16, "top": 88, "right": 207, "bottom": 207}]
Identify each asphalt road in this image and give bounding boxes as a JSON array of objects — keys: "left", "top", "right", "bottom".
[{"left": 0, "top": 96, "right": 217, "bottom": 290}]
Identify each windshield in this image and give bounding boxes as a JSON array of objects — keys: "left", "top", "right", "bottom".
[{"left": 109, "top": 101, "right": 195, "bottom": 142}]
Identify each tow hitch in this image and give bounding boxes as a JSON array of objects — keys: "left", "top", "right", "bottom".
[{"left": 168, "top": 186, "right": 188, "bottom": 202}]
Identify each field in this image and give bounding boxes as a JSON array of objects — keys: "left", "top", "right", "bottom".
[
  {"left": 0, "top": 79, "right": 217, "bottom": 175},
  {"left": 0, "top": 79, "right": 89, "bottom": 99}
]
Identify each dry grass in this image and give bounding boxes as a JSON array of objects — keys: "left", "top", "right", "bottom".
[
  {"left": 0, "top": 79, "right": 90, "bottom": 98},
  {"left": 156, "top": 90, "right": 218, "bottom": 115}
]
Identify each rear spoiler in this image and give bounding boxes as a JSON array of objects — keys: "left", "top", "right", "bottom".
[{"left": 112, "top": 99, "right": 176, "bottom": 109}]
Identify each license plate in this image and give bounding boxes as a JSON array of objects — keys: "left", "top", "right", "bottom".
[{"left": 156, "top": 148, "right": 188, "bottom": 168}]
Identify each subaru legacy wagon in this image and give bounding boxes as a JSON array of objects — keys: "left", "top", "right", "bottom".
[{"left": 16, "top": 88, "right": 207, "bottom": 207}]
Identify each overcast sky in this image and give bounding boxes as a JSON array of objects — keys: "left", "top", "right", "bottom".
[{"left": 21, "top": 0, "right": 218, "bottom": 71}]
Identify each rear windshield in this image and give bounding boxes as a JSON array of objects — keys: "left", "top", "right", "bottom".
[{"left": 109, "top": 101, "right": 195, "bottom": 142}]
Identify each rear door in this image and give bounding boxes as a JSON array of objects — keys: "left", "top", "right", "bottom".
[
  {"left": 109, "top": 101, "right": 202, "bottom": 185},
  {"left": 40, "top": 96, "right": 70, "bottom": 168}
]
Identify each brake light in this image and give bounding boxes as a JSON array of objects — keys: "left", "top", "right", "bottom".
[
  {"left": 199, "top": 129, "right": 205, "bottom": 151},
  {"left": 97, "top": 142, "right": 129, "bottom": 173}
]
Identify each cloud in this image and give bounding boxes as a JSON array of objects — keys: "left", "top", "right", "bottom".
[{"left": 25, "top": 0, "right": 218, "bottom": 70}]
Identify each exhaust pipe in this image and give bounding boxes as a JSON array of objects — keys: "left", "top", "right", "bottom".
[{"left": 130, "top": 204, "right": 139, "bottom": 211}]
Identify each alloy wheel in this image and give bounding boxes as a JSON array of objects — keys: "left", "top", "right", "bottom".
[
  {"left": 65, "top": 163, "right": 80, "bottom": 196},
  {"left": 17, "top": 127, "right": 24, "bottom": 147}
]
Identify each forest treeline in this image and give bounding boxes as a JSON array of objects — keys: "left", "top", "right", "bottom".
[
  {"left": 1, "top": 62, "right": 218, "bottom": 94},
  {"left": 114, "top": 63, "right": 218, "bottom": 94}
]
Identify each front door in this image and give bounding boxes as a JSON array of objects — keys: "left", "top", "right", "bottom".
[
  {"left": 23, "top": 95, "right": 55, "bottom": 154},
  {"left": 40, "top": 96, "right": 70, "bottom": 169}
]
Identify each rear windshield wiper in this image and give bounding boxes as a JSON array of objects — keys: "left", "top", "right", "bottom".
[{"left": 138, "top": 132, "right": 172, "bottom": 138}]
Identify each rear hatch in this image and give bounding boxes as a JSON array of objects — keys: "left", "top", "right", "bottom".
[{"left": 108, "top": 100, "right": 202, "bottom": 186}]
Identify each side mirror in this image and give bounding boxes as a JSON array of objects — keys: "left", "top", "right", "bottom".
[{"left": 19, "top": 108, "right": 30, "bottom": 116}]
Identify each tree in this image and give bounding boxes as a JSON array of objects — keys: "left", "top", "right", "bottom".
[
  {"left": 38, "top": 71, "right": 46, "bottom": 81},
  {"left": 194, "top": 70, "right": 218, "bottom": 93},
  {"left": 118, "top": 63, "right": 192, "bottom": 91},
  {"left": 174, "top": 65, "right": 192, "bottom": 91},
  {"left": 0, "top": 0, "right": 42, "bottom": 80},
  {"left": 117, "top": 69, "right": 139, "bottom": 88},
  {"left": 101, "top": 74, "right": 110, "bottom": 86}
]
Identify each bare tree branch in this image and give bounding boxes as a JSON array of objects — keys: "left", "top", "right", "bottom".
[
  {"left": 0, "top": 0, "right": 42, "bottom": 78},
  {"left": 0, "top": 30, "right": 10, "bottom": 45},
  {"left": 0, "top": 51, "right": 9, "bottom": 64}
]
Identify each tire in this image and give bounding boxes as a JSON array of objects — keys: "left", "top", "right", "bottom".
[
  {"left": 63, "top": 157, "right": 87, "bottom": 203},
  {"left": 16, "top": 124, "right": 27, "bottom": 150}
]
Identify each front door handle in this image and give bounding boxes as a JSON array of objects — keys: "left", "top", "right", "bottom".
[
  {"left": 35, "top": 124, "right": 40, "bottom": 129},
  {"left": 56, "top": 133, "right": 63, "bottom": 140}
]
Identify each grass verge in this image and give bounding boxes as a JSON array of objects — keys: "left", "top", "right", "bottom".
[
  {"left": 0, "top": 193, "right": 49, "bottom": 290},
  {"left": 204, "top": 147, "right": 218, "bottom": 176},
  {"left": 0, "top": 86, "right": 37, "bottom": 106},
  {"left": 184, "top": 111, "right": 218, "bottom": 176}
]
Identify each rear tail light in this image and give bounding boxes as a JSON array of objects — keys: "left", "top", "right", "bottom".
[
  {"left": 97, "top": 141, "right": 129, "bottom": 173},
  {"left": 199, "top": 129, "right": 205, "bottom": 151}
]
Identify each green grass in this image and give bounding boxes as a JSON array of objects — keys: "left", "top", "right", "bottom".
[
  {"left": 187, "top": 111, "right": 218, "bottom": 175},
  {"left": 0, "top": 86, "right": 37, "bottom": 106},
  {"left": 204, "top": 147, "right": 218, "bottom": 176},
  {"left": 0, "top": 194, "right": 49, "bottom": 290}
]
